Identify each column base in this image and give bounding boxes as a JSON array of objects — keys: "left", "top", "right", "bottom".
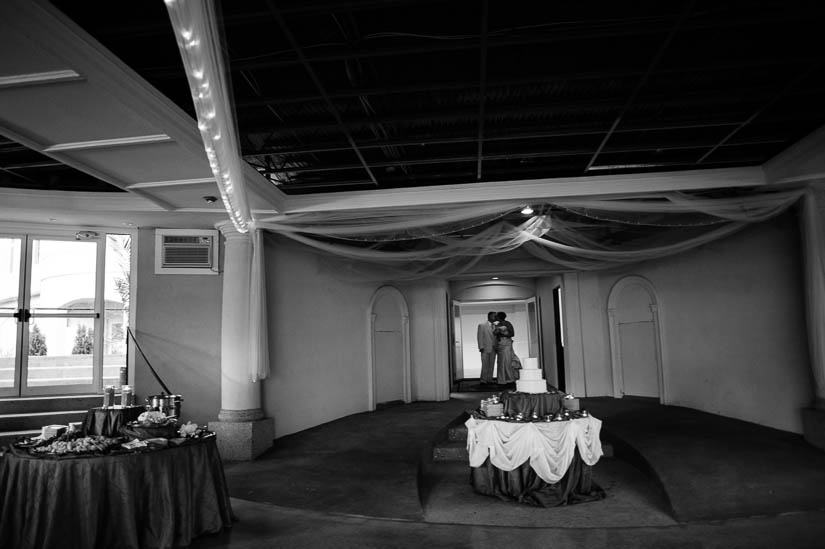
[
  {"left": 209, "top": 413, "right": 274, "bottom": 460},
  {"left": 802, "top": 407, "right": 825, "bottom": 451}
]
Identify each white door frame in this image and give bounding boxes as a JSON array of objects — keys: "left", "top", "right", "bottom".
[
  {"left": 366, "top": 285, "right": 411, "bottom": 410},
  {"left": 607, "top": 275, "right": 667, "bottom": 403}
]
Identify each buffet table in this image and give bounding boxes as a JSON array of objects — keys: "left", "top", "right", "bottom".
[
  {"left": 465, "top": 415, "right": 605, "bottom": 506},
  {"left": 0, "top": 436, "right": 233, "bottom": 549}
]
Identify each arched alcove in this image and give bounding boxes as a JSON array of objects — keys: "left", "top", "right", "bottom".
[
  {"left": 367, "top": 286, "right": 411, "bottom": 410},
  {"left": 607, "top": 276, "right": 667, "bottom": 403}
]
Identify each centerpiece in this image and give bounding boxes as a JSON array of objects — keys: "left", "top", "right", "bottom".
[{"left": 121, "top": 410, "right": 179, "bottom": 439}]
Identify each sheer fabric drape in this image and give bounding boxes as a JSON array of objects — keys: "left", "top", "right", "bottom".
[{"left": 257, "top": 188, "right": 805, "bottom": 280}]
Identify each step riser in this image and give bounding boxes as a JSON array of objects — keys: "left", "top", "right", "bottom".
[
  {"left": 0, "top": 396, "right": 103, "bottom": 415},
  {"left": 0, "top": 411, "right": 87, "bottom": 432},
  {"left": 433, "top": 447, "right": 469, "bottom": 462},
  {"left": 448, "top": 427, "right": 468, "bottom": 441}
]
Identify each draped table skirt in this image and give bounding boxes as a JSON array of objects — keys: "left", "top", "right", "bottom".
[
  {"left": 465, "top": 415, "right": 605, "bottom": 507},
  {"left": 82, "top": 405, "right": 145, "bottom": 437},
  {"left": 0, "top": 437, "right": 233, "bottom": 549}
]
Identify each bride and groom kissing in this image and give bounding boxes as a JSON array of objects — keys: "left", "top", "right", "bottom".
[{"left": 477, "top": 311, "right": 521, "bottom": 386}]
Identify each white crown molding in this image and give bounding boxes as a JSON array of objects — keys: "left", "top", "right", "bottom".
[
  {"left": 0, "top": 69, "right": 82, "bottom": 88},
  {"left": 0, "top": 187, "right": 163, "bottom": 211},
  {"left": 44, "top": 134, "right": 171, "bottom": 152},
  {"left": 126, "top": 177, "right": 216, "bottom": 189}
]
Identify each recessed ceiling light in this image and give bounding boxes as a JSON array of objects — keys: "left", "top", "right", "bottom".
[
  {"left": 491, "top": 276, "right": 499, "bottom": 280},
  {"left": 48, "top": 218, "right": 57, "bottom": 222},
  {"left": 122, "top": 222, "right": 135, "bottom": 226},
  {"left": 521, "top": 206, "right": 534, "bottom": 215}
]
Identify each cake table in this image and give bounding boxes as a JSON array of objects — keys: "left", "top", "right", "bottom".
[{"left": 465, "top": 414, "right": 606, "bottom": 507}]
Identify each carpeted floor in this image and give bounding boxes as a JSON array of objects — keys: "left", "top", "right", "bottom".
[{"left": 196, "top": 394, "right": 825, "bottom": 548}]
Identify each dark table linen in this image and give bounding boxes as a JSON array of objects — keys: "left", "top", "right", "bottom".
[
  {"left": 0, "top": 437, "right": 233, "bottom": 549},
  {"left": 82, "top": 406, "right": 145, "bottom": 437},
  {"left": 500, "top": 391, "right": 564, "bottom": 417},
  {"left": 469, "top": 449, "right": 605, "bottom": 507}
]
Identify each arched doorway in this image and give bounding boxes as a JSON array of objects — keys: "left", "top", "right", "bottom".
[
  {"left": 607, "top": 276, "right": 666, "bottom": 402},
  {"left": 367, "top": 286, "right": 411, "bottom": 410}
]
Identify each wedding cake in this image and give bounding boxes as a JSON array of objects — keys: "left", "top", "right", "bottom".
[{"left": 516, "top": 357, "right": 547, "bottom": 393}]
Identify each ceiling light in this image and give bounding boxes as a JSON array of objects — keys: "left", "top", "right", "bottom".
[
  {"left": 203, "top": 195, "right": 218, "bottom": 203},
  {"left": 521, "top": 206, "right": 534, "bottom": 215},
  {"left": 491, "top": 276, "right": 499, "bottom": 280}
]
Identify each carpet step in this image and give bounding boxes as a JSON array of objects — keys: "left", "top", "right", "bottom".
[
  {"left": 0, "top": 395, "right": 102, "bottom": 415},
  {"left": 432, "top": 440, "right": 468, "bottom": 462},
  {"left": 447, "top": 424, "right": 468, "bottom": 441},
  {"left": 0, "top": 410, "right": 87, "bottom": 432}
]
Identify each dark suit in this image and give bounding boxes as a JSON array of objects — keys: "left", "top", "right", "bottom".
[{"left": 477, "top": 321, "right": 496, "bottom": 383}]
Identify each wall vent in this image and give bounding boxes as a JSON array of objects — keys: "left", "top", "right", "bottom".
[{"left": 154, "top": 229, "right": 219, "bottom": 275}]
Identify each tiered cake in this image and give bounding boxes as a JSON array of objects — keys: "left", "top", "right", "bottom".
[{"left": 516, "top": 357, "right": 547, "bottom": 393}]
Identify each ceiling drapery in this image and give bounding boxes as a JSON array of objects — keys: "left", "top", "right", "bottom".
[{"left": 255, "top": 187, "right": 805, "bottom": 280}]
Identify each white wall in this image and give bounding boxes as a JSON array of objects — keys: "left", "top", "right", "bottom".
[
  {"left": 133, "top": 228, "right": 222, "bottom": 426},
  {"left": 128, "top": 209, "right": 814, "bottom": 437},
  {"left": 563, "top": 211, "right": 813, "bottom": 432},
  {"left": 262, "top": 236, "right": 450, "bottom": 437}
]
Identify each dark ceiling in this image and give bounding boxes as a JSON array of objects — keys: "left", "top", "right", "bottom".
[{"left": 5, "top": 0, "right": 825, "bottom": 195}]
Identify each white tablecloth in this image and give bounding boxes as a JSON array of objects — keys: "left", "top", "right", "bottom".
[{"left": 465, "top": 416, "right": 603, "bottom": 484}]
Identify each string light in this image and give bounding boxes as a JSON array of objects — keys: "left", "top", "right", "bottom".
[{"left": 165, "top": 0, "right": 250, "bottom": 233}]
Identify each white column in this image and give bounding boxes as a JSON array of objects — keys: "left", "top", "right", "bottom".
[
  {"left": 217, "top": 223, "right": 262, "bottom": 419},
  {"left": 802, "top": 186, "right": 825, "bottom": 406},
  {"left": 210, "top": 222, "right": 273, "bottom": 460}
]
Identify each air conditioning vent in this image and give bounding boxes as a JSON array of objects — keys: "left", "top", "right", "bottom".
[{"left": 155, "top": 229, "right": 219, "bottom": 274}]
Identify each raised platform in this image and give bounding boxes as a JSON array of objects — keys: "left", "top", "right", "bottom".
[{"left": 219, "top": 394, "right": 825, "bottom": 530}]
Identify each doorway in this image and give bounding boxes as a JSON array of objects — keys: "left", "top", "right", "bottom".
[
  {"left": 451, "top": 298, "right": 541, "bottom": 385},
  {"left": 367, "top": 286, "right": 411, "bottom": 409},
  {"left": 607, "top": 276, "right": 665, "bottom": 401},
  {"left": 0, "top": 231, "right": 132, "bottom": 397}
]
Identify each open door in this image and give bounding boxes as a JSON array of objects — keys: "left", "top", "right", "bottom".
[
  {"left": 553, "top": 286, "right": 566, "bottom": 392},
  {"left": 525, "top": 297, "right": 541, "bottom": 360},
  {"left": 451, "top": 299, "right": 463, "bottom": 389}
]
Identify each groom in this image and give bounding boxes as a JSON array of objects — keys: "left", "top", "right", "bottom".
[{"left": 477, "top": 311, "right": 497, "bottom": 385}]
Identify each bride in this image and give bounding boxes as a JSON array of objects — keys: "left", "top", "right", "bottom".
[{"left": 494, "top": 312, "right": 521, "bottom": 384}]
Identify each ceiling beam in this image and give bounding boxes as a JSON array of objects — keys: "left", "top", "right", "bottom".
[
  {"left": 697, "top": 62, "right": 823, "bottom": 164},
  {"left": 475, "top": 0, "right": 488, "bottom": 181},
  {"left": 244, "top": 119, "right": 759, "bottom": 156},
  {"left": 233, "top": 58, "right": 813, "bottom": 108},
  {"left": 257, "top": 136, "right": 782, "bottom": 175},
  {"left": 265, "top": 0, "right": 378, "bottom": 186},
  {"left": 199, "top": 13, "right": 803, "bottom": 72},
  {"left": 584, "top": 0, "right": 695, "bottom": 173},
  {"left": 278, "top": 166, "right": 766, "bottom": 213},
  {"left": 238, "top": 86, "right": 821, "bottom": 135}
]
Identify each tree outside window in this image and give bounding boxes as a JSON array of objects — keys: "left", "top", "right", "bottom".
[
  {"left": 72, "top": 325, "right": 94, "bottom": 355},
  {"left": 29, "top": 324, "right": 47, "bottom": 356}
]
